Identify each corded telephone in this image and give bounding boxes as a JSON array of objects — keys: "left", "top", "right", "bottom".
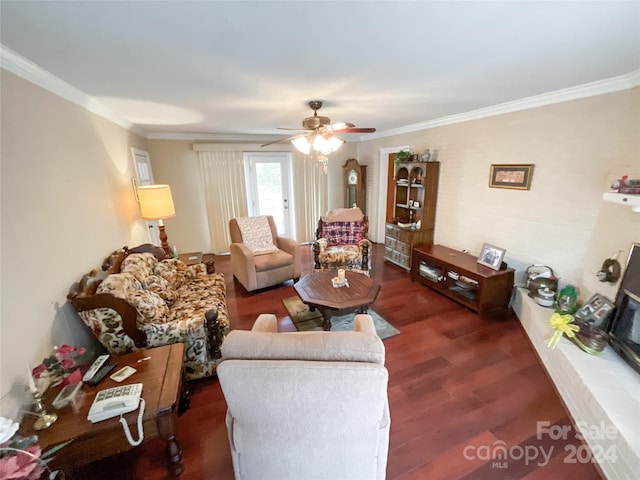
[{"left": 87, "top": 383, "right": 145, "bottom": 446}]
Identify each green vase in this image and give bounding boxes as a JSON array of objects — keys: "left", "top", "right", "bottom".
[{"left": 556, "top": 285, "right": 578, "bottom": 314}]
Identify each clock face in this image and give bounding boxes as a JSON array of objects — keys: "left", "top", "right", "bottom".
[{"left": 348, "top": 170, "right": 358, "bottom": 185}]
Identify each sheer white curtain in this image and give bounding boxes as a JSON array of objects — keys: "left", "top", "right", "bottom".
[
  {"left": 196, "top": 146, "right": 327, "bottom": 251},
  {"left": 197, "top": 151, "right": 248, "bottom": 253},
  {"left": 292, "top": 155, "right": 328, "bottom": 242}
]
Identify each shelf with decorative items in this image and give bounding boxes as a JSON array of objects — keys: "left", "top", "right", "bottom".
[
  {"left": 603, "top": 175, "right": 640, "bottom": 212},
  {"left": 385, "top": 155, "right": 440, "bottom": 270}
]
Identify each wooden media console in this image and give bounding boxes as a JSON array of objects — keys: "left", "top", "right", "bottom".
[{"left": 411, "top": 244, "right": 514, "bottom": 320}]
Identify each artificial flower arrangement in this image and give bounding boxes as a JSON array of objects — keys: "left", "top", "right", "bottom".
[
  {"left": 31, "top": 345, "right": 91, "bottom": 390},
  {"left": 0, "top": 417, "right": 69, "bottom": 479},
  {"left": 546, "top": 312, "right": 609, "bottom": 355}
]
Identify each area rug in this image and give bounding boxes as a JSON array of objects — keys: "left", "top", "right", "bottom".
[{"left": 282, "top": 296, "right": 400, "bottom": 340}]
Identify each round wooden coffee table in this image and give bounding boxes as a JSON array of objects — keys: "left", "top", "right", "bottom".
[{"left": 294, "top": 270, "right": 381, "bottom": 330}]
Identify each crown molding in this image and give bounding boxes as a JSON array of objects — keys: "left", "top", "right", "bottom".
[
  {"left": 366, "top": 69, "right": 640, "bottom": 141},
  {"left": 3, "top": 42, "right": 637, "bottom": 142},
  {"left": 1, "top": 44, "right": 147, "bottom": 137},
  {"left": 147, "top": 132, "right": 283, "bottom": 142}
]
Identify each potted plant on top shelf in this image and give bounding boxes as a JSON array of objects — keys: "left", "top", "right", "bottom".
[{"left": 394, "top": 149, "right": 413, "bottom": 163}]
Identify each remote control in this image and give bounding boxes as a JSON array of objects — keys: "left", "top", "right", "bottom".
[
  {"left": 87, "top": 359, "right": 117, "bottom": 387},
  {"left": 83, "top": 354, "right": 111, "bottom": 382}
]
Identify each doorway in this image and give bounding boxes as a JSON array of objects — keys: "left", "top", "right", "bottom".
[{"left": 244, "top": 152, "right": 294, "bottom": 237}]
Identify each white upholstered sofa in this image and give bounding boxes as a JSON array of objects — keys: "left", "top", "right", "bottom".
[{"left": 217, "top": 313, "right": 390, "bottom": 480}]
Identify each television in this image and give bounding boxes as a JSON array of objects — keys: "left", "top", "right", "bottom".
[{"left": 607, "top": 243, "right": 640, "bottom": 374}]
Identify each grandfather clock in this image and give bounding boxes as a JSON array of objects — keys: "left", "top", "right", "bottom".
[{"left": 343, "top": 158, "right": 366, "bottom": 214}]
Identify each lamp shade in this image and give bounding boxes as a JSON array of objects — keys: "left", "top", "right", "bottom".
[{"left": 137, "top": 184, "right": 176, "bottom": 220}]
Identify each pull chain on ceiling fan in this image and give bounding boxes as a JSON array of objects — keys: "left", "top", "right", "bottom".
[{"left": 262, "top": 101, "right": 376, "bottom": 169}]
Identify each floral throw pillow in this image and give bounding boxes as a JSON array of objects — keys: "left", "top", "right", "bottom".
[
  {"left": 97, "top": 272, "right": 169, "bottom": 323},
  {"left": 121, "top": 253, "right": 158, "bottom": 283},
  {"left": 144, "top": 274, "right": 179, "bottom": 306},
  {"left": 97, "top": 272, "right": 143, "bottom": 299},
  {"left": 154, "top": 258, "right": 189, "bottom": 289},
  {"left": 128, "top": 289, "right": 169, "bottom": 324}
]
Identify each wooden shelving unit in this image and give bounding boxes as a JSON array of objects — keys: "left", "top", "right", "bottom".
[{"left": 384, "top": 160, "right": 439, "bottom": 270}]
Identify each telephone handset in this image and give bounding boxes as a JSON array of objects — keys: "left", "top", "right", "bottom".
[{"left": 87, "top": 383, "right": 145, "bottom": 446}]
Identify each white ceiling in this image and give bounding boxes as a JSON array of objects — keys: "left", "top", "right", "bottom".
[{"left": 1, "top": 1, "right": 639, "bottom": 142}]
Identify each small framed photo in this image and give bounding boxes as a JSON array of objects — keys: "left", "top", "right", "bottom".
[
  {"left": 489, "top": 164, "right": 534, "bottom": 190},
  {"left": 477, "top": 243, "right": 506, "bottom": 271},
  {"left": 575, "top": 293, "right": 614, "bottom": 329}
]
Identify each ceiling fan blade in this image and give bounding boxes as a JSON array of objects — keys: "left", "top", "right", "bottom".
[
  {"left": 332, "top": 127, "right": 377, "bottom": 134},
  {"left": 330, "top": 122, "right": 355, "bottom": 130},
  {"left": 261, "top": 133, "right": 308, "bottom": 147},
  {"left": 277, "top": 127, "right": 308, "bottom": 131}
]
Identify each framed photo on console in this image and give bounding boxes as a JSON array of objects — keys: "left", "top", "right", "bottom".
[
  {"left": 574, "top": 293, "right": 614, "bottom": 329},
  {"left": 477, "top": 243, "right": 506, "bottom": 271}
]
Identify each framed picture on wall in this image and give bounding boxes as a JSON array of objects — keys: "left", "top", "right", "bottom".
[
  {"left": 489, "top": 164, "right": 534, "bottom": 190},
  {"left": 477, "top": 243, "right": 506, "bottom": 270}
]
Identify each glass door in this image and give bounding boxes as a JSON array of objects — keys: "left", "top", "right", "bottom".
[{"left": 244, "top": 152, "right": 293, "bottom": 237}]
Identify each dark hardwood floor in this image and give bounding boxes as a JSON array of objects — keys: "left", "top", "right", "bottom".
[{"left": 72, "top": 244, "right": 602, "bottom": 479}]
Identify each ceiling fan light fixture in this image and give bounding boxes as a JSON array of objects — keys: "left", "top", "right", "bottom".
[
  {"left": 312, "top": 134, "right": 330, "bottom": 154},
  {"left": 292, "top": 136, "right": 311, "bottom": 154},
  {"left": 327, "top": 136, "right": 344, "bottom": 152},
  {"left": 309, "top": 134, "right": 343, "bottom": 155}
]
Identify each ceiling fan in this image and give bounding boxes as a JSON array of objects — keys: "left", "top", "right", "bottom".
[{"left": 261, "top": 100, "right": 376, "bottom": 153}]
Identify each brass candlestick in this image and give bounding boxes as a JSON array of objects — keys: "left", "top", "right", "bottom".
[{"left": 32, "top": 390, "right": 58, "bottom": 430}]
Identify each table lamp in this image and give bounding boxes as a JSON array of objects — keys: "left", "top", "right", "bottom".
[{"left": 137, "top": 184, "right": 175, "bottom": 255}]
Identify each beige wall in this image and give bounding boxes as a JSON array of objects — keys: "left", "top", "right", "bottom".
[
  {"left": 146, "top": 140, "right": 210, "bottom": 252},
  {"left": 0, "top": 71, "right": 149, "bottom": 413},
  {"left": 146, "top": 140, "right": 359, "bottom": 250},
  {"left": 356, "top": 87, "right": 640, "bottom": 300}
]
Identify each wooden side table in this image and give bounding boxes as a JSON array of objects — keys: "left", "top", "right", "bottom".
[
  {"left": 21, "top": 344, "right": 187, "bottom": 476},
  {"left": 178, "top": 252, "right": 203, "bottom": 265},
  {"left": 179, "top": 251, "right": 216, "bottom": 274}
]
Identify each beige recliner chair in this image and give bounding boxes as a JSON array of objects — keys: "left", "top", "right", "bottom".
[
  {"left": 229, "top": 216, "right": 301, "bottom": 292},
  {"left": 217, "top": 314, "right": 390, "bottom": 480}
]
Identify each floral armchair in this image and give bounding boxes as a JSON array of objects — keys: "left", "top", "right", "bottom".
[
  {"left": 313, "top": 207, "right": 371, "bottom": 275},
  {"left": 68, "top": 244, "right": 229, "bottom": 380}
]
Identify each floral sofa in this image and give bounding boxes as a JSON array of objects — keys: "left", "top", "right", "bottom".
[
  {"left": 313, "top": 207, "right": 371, "bottom": 275},
  {"left": 68, "top": 244, "right": 229, "bottom": 380}
]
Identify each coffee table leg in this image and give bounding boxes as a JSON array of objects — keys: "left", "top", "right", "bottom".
[
  {"left": 322, "top": 310, "right": 332, "bottom": 331},
  {"left": 157, "top": 412, "right": 183, "bottom": 476}
]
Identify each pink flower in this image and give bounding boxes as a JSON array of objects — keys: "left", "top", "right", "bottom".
[
  {"left": 77, "top": 347, "right": 87, "bottom": 356},
  {"left": 57, "top": 345, "right": 75, "bottom": 355},
  {"left": 0, "top": 444, "right": 44, "bottom": 480},
  {"left": 60, "top": 369, "right": 82, "bottom": 387},
  {"left": 60, "top": 359, "right": 76, "bottom": 370},
  {"left": 31, "top": 364, "right": 46, "bottom": 378}
]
